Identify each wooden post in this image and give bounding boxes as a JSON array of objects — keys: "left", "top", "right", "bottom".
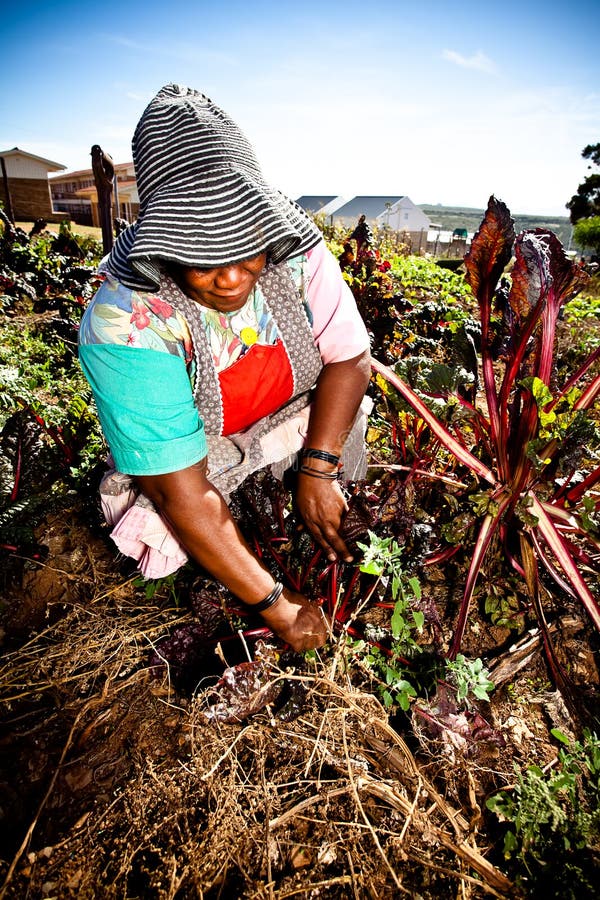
[
  {"left": 113, "top": 172, "right": 120, "bottom": 219},
  {"left": 0, "top": 156, "right": 15, "bottom": 224},
  {"left": 91, "top": 145, "right": 115, "bottom": 254}
]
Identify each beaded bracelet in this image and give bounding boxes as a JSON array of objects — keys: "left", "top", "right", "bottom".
[
  {"left": 245, "top": 581, "right": 284, "bottom": 613},
  {"left": 302, "top": 447, "right": 340, "bottom": 466},
  {"left": 299, "top": 464, "right": 341, "bottom": 481}
]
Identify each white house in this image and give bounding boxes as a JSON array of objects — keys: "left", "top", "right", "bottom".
[
  {"left": 0, "top": 147, "right": 66, "bottom": 221},
  {"left": 376, "top": 196, "right": 431, "bottom": 233}
]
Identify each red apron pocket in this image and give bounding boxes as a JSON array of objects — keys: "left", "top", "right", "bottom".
[{"left": 219, "top": 339, "right": 294, "bottom": 435}]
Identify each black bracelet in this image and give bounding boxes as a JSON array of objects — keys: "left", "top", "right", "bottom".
[
  {"left": 299, "top": 464, "right": 341, "bottom": 480},
  {"left": 302, "top": 447, "right": 340, "bottom": 466},
  {"left": 245, "top": 581, "right": 284, "bottom": 613}
]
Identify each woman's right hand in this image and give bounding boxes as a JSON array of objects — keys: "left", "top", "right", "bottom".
[{"left": 259, "top": 588, "right": 328, "bottom": 651}]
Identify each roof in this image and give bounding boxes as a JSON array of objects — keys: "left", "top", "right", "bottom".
[
  {"left": 295, "top": 196, "right": 338, "bottom": 212},
  {"left": 330, "top": 196, "right": 404, "bottom": 220},
  {"left": 0, "top": 146, "right": 66, "bottom": 171}
]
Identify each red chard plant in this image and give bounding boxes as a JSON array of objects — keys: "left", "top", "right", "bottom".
[{"left": 372, "top": 197, "right": 600, "bottom": 680}]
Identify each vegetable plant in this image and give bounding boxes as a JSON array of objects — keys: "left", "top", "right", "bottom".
[{"left": 371, "top": 197, "right": 600, "bottom": 679}]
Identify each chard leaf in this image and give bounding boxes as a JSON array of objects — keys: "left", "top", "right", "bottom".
[
  {"left": 541, "top": 229, "right": 589, "bottom": 308},
  {"left": 521, "top": 376, "right": 557, "bottom": 429},
  {"left": 463, "top": 196, "right": 515, "bottom": 308},
  {"left": 508, "top": 231, "right": 552, "bottom": 324},
  {"left": 529, "top": 493, "right": 600, "bottom": 632},
  {"left": 463, "top": 197, "right": 514, "bottom": 478},
  {"left": 371, "top": 356, "right": 496, "bottom": 485},
  {"left": 537, "top": 236, "right": 573, "bottom": 384}
]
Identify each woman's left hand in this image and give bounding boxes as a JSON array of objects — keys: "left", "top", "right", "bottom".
[{"left": 295, "top": 474, "right": 353, "bottom": 563}]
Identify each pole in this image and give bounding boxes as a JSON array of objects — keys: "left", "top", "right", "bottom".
[
  {"left": 113, "top": 172, "right": 120, "bottom": 220},
  {"left": 91, "top": 144, "right": 115, "bottom": 253},
  {"left": 0, "top": 156, "right": 15, "bottom": 224}
]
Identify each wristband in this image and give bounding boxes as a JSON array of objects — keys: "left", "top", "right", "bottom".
[
  {"left": 302, "top": 447, "right": 340, "bottom": 466},
  {"left": 245, "top": 581, "right": 284, "bottom": 613},
  {"left": 299, "top": 464, "right": 341, "bottom": 481}
]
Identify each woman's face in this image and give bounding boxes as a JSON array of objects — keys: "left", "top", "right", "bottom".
[{"left": 172, "top": 253, "right": 267, "bottom": 313}]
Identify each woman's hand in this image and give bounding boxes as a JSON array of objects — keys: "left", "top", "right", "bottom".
[
  {"left": 295, "top": 474, "right": 353, "bottom": 563},
  {"left": 259, "top": 588, "right": 328, "bottom": 651}
]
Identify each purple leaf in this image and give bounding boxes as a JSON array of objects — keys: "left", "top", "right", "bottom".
[
  {"left": 202, "top": 643, "right": 283, "bottom": 723},
  {"left": 464, "top": 197, "right": 515, "bottom": 477},
  {"left": 508, "top": 232, "right": 551, "bottom": 325},
  {"left": 463, "top": 197, "right": 515, "bottom": 312}
]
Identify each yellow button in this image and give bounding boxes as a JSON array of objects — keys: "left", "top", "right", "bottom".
[{"left": 240, "top": 327, "right": 258, "bottom": 345}]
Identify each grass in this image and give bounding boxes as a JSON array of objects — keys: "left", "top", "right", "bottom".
[{"left": 16, "top": 221, "right": 103, "bottom": 240}]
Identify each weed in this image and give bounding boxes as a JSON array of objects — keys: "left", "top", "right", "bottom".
[
  {"left": 444, "top": 653, "right": 495, "bottom": 706},
  {"left": 349, "top": 531, "right": 425, "bottom": 710},
  {"left": 487, "top": 729, "right": 600, "bottom": 898}
]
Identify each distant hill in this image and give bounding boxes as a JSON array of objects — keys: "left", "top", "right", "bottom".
[{"left": 418, "top": 204, "right": 574, "bottom": 250}]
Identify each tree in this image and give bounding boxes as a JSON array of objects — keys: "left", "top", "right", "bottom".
[
  {"left": 566, "top": 143, "right": 600, "bottom": 224},
  {"left": 573, "top": 215, "right": 600, "bottom": 257}
]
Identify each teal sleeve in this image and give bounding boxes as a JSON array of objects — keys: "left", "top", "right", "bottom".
[{"left": 79, "top": 344, "right": 207, "bottom": 476}]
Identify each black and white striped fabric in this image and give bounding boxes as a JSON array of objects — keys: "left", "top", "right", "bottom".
[{"left": 104, "top": 84, "right": 322, "bottom": 291}]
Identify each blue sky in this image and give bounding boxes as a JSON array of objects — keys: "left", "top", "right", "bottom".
[{"left": 1, "top": 0, "right": 598, "bottom": 216}]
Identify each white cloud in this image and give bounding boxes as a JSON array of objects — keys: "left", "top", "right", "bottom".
[{"left": 442, "top": 49, "right": 497, "bottom": 75}]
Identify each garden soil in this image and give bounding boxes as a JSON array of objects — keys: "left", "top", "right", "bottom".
[{"left": 1, "top": 490, "right": 598, "bottom": 899}]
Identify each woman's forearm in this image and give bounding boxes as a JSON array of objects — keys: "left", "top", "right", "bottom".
[
  {"left": 136, "top": 463, "right": 276, "bottom": 604},
  {"left": 305, "top": 350, "right": 371, "bottom": 455},
  {"left": 135, "top": 462, "right": 329, "bottom": 650}
]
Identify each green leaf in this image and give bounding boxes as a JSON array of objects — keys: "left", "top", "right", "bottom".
[
  {"left": 551, "top": 728, "right": 571, "bottom": 746},
  {"left": 408, "top": 576, "right": 421, "bottom": 600},
  {"left": 399, "top": 692, "right": 411, "bottom": 711},
  {"left": 359, "top": 560, "right": 383, "bottom": 576},
  {"left": 503, "top": 830, "right": 518, "bottom": 857}
]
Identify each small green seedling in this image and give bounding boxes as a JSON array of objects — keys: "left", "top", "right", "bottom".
[{"left": 445, "top": 654, "right": 495, "bottom": 705}]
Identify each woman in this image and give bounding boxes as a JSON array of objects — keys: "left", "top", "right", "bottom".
[{"left": 79, "top": 84, "right": 371, "bottom": 651}]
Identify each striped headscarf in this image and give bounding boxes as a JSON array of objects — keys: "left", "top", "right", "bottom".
[{"left": 104, "top": 84, "right": 322, "bottom": 291}]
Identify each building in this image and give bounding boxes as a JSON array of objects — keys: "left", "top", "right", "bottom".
[
  {"left": 296, "top": 194, "right": 433, "bottom": 251},
  {"left": 297, "top": 194, "right": 431, "bottom": 230},
  {"left": 327, "top": 196, "right": 404, "bottom": 227},
  {"left": 49, "top": 162, "right": 140, "bottom": 227},
  {"left": 375, "top": 196, "right": 431, "bottom": 234},
  {"left": 0, "top": 147, "right": 66, "bottom": 221},
  {"left": 295, "top": 196, "right": 347, "bottom": 218}
]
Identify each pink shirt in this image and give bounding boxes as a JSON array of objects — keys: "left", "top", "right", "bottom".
[{"left": 305, "top": 240, "right": 370, "bottom": 363}]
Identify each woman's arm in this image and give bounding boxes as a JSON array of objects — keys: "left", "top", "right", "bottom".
[
  {"left": 295, "top": 348, "right": 371, "bottom": 562},
  {"left": 136, "top": 460, "right": 327, "bottom": 650}
]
